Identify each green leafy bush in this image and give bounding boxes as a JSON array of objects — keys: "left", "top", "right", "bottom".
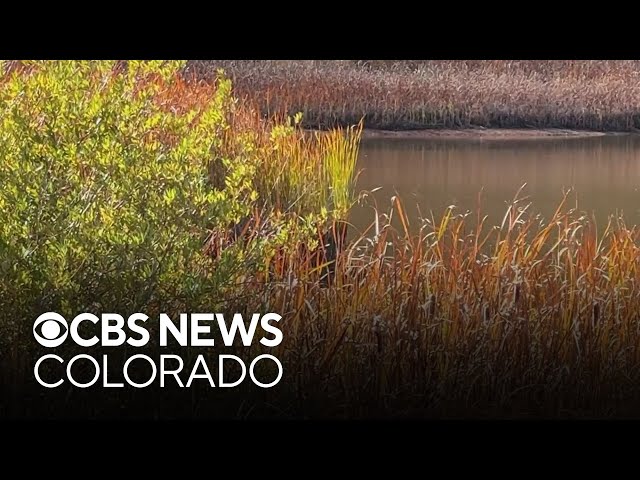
[{"left": 0, "top": 61, "right": 265, "bottom": 349}]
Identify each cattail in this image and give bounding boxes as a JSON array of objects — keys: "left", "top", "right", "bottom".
[
  {"left": 483, "top": 303, "right": 491, "bottom": 324},
  {"left": 429, "top": 293, "right": 437, "bottom": 318},
  {"left": 372, "top": 315, "right": 385, "bottom": 353},
  {"left": 592, "top": 301, "right": 600, "bottom": 326}
]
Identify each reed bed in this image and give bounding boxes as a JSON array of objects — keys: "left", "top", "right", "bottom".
[
  {"left": 186, "top": 60, "right": 640, "bottom": 131},
  {"left": 233, "top": 191, "right": 640, "bottom": 417}
]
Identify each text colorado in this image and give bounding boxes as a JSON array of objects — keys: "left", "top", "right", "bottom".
[{"left": 33, "top": 312, "right": 284, "bottom": 389}]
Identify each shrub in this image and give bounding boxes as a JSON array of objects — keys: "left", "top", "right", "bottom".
[{"left": 0, "top": 61, "right": 266, "bottom": 351}]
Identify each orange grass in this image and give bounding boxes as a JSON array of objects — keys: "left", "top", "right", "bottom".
[{"left": 222, "top": 189, "right": 640, "bottom": 417}]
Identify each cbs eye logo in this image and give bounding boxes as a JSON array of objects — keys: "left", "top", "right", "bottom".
[{"left": 33, "top": 312, "right": 68, "bottom": 347}]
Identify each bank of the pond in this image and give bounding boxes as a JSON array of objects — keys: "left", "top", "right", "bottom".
[
  {"left": 360, "top": 128, "right": 630, "bottom": 140},
  {"left": 309, "top": 127, "right": 635, "bottom": 141},
  {"left": 302, "top": 126, "right": 639, "bottom": 140}
]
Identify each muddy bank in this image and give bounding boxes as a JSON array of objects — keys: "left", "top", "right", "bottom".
[{"left": 360, "top": 128, "right": 634, "bottom": 141}]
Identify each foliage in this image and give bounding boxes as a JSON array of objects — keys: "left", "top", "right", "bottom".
[
  {"left": 0, "top": 61, "right": 363, "bottom": 355},
  {"left": 5, "top": 60, "right": 640, "bottom": 417}
]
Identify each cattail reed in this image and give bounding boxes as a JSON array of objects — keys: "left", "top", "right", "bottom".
[
  {"left": 428, "top": 293, "right": 437, "bottom": 318},
  {"left": 187, "top": 60, "right": 640, "bottom": 131},
  {"left": 482, "top": 303, "right": 491, "bottom": 324}
]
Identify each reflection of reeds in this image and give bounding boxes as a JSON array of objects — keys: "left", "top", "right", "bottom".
[
  {"left": 357, "top": 136, "right": 640, "bottom": 190},
  {"left": 187, "top": 60, "right": 640, "bottom": 131},
  {"left": 347, "top": 136, "right": 640, "bottom": 236}
]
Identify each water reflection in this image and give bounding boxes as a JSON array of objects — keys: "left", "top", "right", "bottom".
[{"left": 350, "top": 135, "right": 640, "bottom": 235}]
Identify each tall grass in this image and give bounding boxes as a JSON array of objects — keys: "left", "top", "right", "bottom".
[
  {"left": 242, "top": 190, "right": 640, "bottom": 417},
  {"left": 212, "top": 97, "right": 362, "bottom": 224},
  {"left": 187, "top": 60, "right": 640, "bottom": 131},
  {"left": 320, "top": 121, "right": 363, "bottom": 218}
]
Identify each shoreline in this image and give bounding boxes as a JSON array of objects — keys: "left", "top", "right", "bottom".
[{"left": 360, "top": 128, "right": 637, "bottom": 141}]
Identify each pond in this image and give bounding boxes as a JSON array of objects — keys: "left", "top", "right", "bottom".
[{"left": 349, "top": 134, "right": 640, "bottom": 236}]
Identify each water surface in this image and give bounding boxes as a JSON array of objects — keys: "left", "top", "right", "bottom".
[{"left": 350, "top": 134, "right": 640, "bottom": 235}]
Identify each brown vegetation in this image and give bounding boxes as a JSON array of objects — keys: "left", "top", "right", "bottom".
[
  {"left": 186, "top": 60, "right": 640, "bottom": 131},
  {"left": 254, "top": 191, "right": 640, "bottom": 417}
]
